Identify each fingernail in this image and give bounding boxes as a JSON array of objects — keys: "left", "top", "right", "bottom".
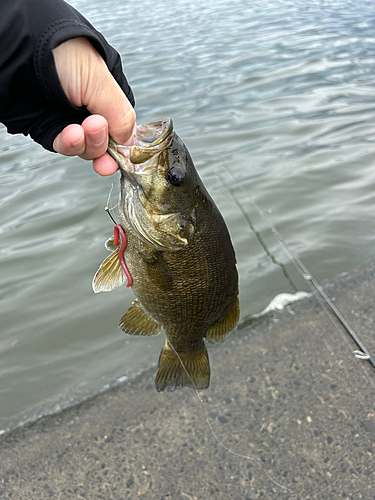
[{"left": 89, "top": 127, "right": 107, "bottom": 147}]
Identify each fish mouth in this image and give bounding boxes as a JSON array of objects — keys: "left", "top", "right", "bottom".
[
  {"left": 130, "top": 118, "right": 174, "bottom": 163},
  {"left": 108, "top": 118, "right": 174, "bottom": 174},
  {"left": 108, "top": 117, "right": 174, "bottom": 213}
]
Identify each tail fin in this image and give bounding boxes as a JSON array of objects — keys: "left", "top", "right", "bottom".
[{"left": 155, "top": 341, "right": 210, "bottom": 392}]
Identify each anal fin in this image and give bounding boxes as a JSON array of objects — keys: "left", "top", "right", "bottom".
[
  {"left": 205, "top": 296, "right": 240, "bottom": 343},
  {"left": 155, "top": 341, "right": 210, "bottom": 392},
  {"left": 119, "top": 300, "right": 161, "bottom": 336}
]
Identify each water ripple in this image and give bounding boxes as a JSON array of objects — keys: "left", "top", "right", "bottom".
[{"left": 2, "top": 0, "right": 375, "bottom": 429}]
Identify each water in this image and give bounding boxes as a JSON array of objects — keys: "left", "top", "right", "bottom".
[{"left": 1, "top": 0, "right": 375, "bottom": 431}]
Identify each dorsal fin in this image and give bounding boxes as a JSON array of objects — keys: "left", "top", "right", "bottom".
[{"left": 205, "top": 296, "right": 240, "bottom": 343}]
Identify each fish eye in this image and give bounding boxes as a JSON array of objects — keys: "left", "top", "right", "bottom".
[{"left": 167, "top": 166, "right": 185, "bottom": 187}]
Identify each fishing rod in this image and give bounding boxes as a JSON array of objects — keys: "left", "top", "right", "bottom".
[{"left": 221, "top": 164, "right": 375, "bottom": 370}]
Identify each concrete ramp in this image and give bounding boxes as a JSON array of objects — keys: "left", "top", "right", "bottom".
[{"left": 1, "top": 263, "right": 375, "bottom": 499}]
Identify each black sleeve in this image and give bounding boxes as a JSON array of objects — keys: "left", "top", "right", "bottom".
[{"left": 0, "top": 0, "right": 135, "bottom": 152}]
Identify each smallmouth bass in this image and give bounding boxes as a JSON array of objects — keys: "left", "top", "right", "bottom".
[{"left": 93, "top": 119, "right": 239, "bottom": 391}]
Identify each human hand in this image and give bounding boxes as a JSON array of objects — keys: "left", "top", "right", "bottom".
[{"left": 52, "top": 37, "right": 136, "bottom": 175}]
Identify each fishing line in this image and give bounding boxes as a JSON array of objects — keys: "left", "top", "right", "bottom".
[
  {"left": 218, "top": 161, "right": 375, "bottom": 374},
  {"left": 225, "top": 174, "right": 375, "bottom": 392},
  {"left": 167, "top": 340, "right": 302, "bottom": 500},
  {"left": 217, "top": 173, "right": 299, "bottom": 293},
  {"left": 100, "top": 159, "right": 297, "bottom": 494},
  {"left": 105, "top": 207, "right": 117, "bottom": 225},
  {"left": 105, "top": 182, "right": 118, "bottom": 216}
]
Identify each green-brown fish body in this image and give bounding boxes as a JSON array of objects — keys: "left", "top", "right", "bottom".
[{"left": 93, "top": 119, "right": 239, "bottom": 391}]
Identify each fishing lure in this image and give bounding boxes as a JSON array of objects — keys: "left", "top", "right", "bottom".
[{"left": 105, "top": 207, "right": 132, "bottom": 287}]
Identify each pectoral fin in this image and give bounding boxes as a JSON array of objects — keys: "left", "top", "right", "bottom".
[
  {"left": 155, "top": 341, "right": 210, "bottom": 392},
  {"left": 92, "top": 248, "right": 126, "bottom": 293},
  {"left": 205, "top": 296, "right": 240, "bottom": 343},
  {"left": 119, "top": 300, "right": 161, "bottom": 336}
]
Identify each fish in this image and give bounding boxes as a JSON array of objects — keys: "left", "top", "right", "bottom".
[{"left": 93, "top": 118, "right": 239, "bottom": 392}]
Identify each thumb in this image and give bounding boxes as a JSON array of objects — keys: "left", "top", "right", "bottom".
[
  {"left": 54, "top": 38, "right": 136, "bottom": 145},
  {"left": 83, "top": 53, "right": 136, "bottom": 145}
]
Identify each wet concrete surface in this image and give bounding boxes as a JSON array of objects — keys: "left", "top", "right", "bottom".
[{"left": 1, "top": 263, "right": 375, "bottom": 499}]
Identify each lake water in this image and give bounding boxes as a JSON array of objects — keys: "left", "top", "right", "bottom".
[{"left": 1, "top": 0, "right": 375, "bottom": 432}]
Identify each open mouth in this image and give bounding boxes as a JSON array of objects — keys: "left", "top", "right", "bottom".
[{"left": 110, "top": 118, "right": 174, "bottom": 171}]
